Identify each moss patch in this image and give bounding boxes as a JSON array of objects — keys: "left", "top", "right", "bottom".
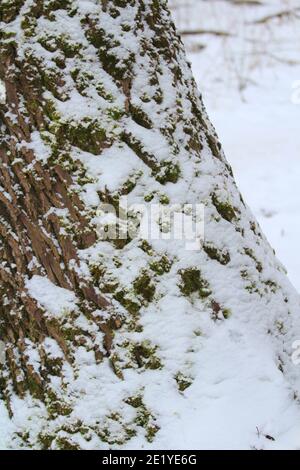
[
  {"left": 110, "top": 339, "right": 162, "bottom": 379},
  {"left": 114, "top": 289, "right": 141, "bottom": 315},
  {"left": 132, "top": 341, "right": 162, "bottom": 370},
  {"left": 178, "top": 267, "right": 211, "bottom": 298},
  {"left": 156, "top": 161, "right": 180, "bottom": 184},
  {"left": 139, "top": 240, "right": 153, "bottom": 256}
]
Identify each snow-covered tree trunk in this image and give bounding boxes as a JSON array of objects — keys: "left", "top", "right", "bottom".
[{"left": 0, "top": 0, "right": 299, "bottom": 450}]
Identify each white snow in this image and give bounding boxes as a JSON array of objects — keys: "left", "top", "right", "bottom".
[{"left": 25, "top": 275, "right": 77, "bottom": 318}]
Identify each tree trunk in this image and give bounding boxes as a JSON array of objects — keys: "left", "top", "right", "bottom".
[{"left": 0, "top": 0, "right": 299, "bottom": 449}]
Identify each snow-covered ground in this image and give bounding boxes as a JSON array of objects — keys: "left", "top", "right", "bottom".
[{"left": 171, "top": 0, "right": 300, "bottom": 292}]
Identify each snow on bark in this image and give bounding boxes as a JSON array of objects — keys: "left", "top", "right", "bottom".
[{"left": 0, "top": 0, "right": 299, "bottom": 449}]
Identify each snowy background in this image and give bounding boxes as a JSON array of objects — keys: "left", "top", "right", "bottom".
[{"left": 170, "top": 0, "right": 300, "bottom": 292}]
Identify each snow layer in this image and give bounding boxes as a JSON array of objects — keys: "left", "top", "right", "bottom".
[{"left": 171, "top": 0, "right": 300, "bottom": 291}]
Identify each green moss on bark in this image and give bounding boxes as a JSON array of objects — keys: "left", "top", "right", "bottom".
[
  {"left": 203, "top": 243, "right": 230, "bottom": 265},
  {"left": 133, "top": 271, "right": 156, "bottom": 302}
]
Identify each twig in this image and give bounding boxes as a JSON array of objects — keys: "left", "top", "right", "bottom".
[{"left": 248, "top": 7, "right": 300, "bottom": 24}]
